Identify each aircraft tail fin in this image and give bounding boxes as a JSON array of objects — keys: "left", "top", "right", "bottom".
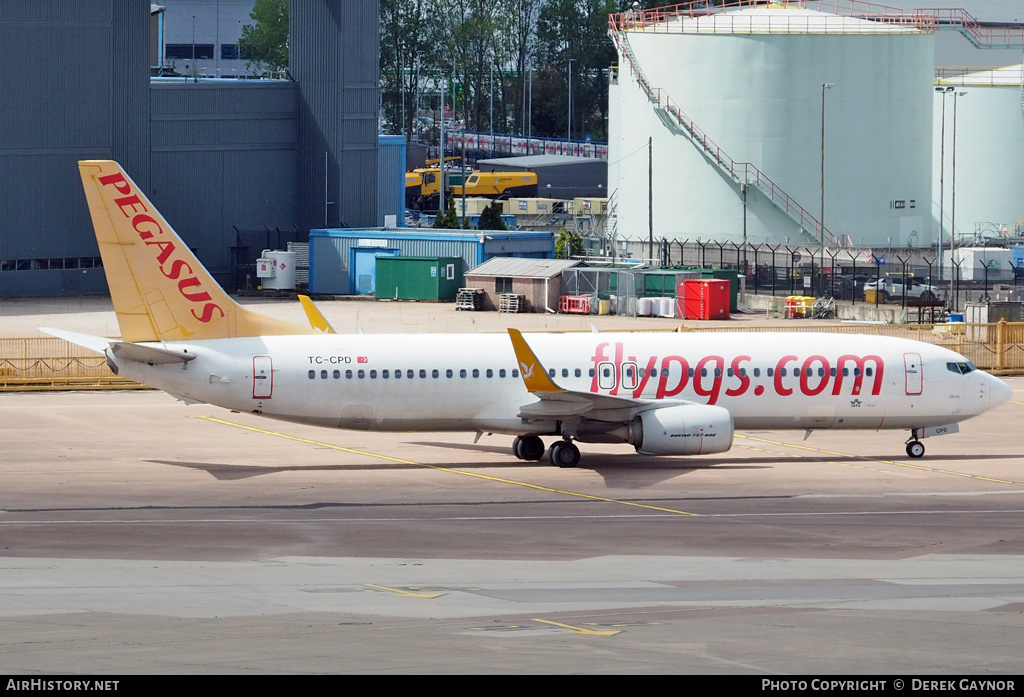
[{"left": 78, "top": 160, "right": 318, "bottom": 342}]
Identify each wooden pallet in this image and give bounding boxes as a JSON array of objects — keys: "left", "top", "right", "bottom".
[
  {"left": 455, "top": 287, "right": 484, "bottom": 311},
  {"left": 498, "top": 293, "right": 526, "bottom": 313}
]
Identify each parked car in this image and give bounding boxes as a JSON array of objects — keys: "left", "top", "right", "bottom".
[
  {"left": 862, "top": 274, "right": 940, "bottom": 302},
  {"left": 834, "top": 273, "right": 873, "bottom": 300}
]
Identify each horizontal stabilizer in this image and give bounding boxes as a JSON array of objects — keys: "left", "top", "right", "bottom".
[
  {"left": 39, "top": 328, "right": 112, "bottom": 354},
  {"left": 109, "top": 342, "right": 196, "bottom": 365}
]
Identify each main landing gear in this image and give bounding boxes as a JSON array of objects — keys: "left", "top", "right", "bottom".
[{"left": 512, "top": 436, "right": 580, "bottom": 468}]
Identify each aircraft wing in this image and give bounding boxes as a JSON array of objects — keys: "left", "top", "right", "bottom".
[{"left": 507, "top": 328, "right": 678, "bottom": 420}]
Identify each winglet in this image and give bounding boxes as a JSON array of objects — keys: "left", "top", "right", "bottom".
[
  {"left": 299, "top": 295, "right": 336, "bottom": 334},
  {"left": 507, "top": 328, "right": 563, "bottom": 394}
]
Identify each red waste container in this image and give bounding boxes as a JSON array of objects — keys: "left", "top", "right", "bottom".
[{"left": 682, "top": 279, "right": 730, "bottom": 320}]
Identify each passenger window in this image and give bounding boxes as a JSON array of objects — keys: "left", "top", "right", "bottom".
[
  {"left": 407, "top": 369, "right": 414, "bottom": 379},
  {"left": 346, "top": 370, "right": 353, "bottom": 379},
  {"left": 382, "top": 370, "right": 389, "bottom": 379},
  {"left": 753, "top": 368, "right": 760, "bottom": 377},
  {"left": 767, "top": 368, "right": 774, "bottom": 377},
  {"left": 369, "top": 370, "right": 377, "bottom": 379},
  {"left": 472, "top": 369, "right": 479, "bottom": 378},
  {"left": 589, "top": 368, "right": 595, "bottom": 377},
  {"left": 651, "top": 368, "right": 658, "bottom": 378},
  {"left": 432, "top": 369, "right": 439, "bottom": 378},
  {"left": 446, "top": 369, "right": 454, "bottom": 378},
  {"left": 562, "top": 368, "right": 569, "bottom": 378},
  {"left": 333, "top": 370, "right": 340, "bottom": 379},
  {"left": 419, "top": 369, "right": 426, "bottom": 378},
  {"left": 512, "top": 369, "right": 519, "bottom": 378},
  {"left": 499, "top": 369, "right": 506, "bottom": 378},
  {"left": 866, "top": 368, "right": 873, "bottom": 376},
  {"left": 486, "top": 368, "right": 493, "bottom": 378},
  {"left": 574, "top": 368, "right": 581, "bottom": 378},
  {"left": 358, "top": 370, "right": 365, "bottom": 379},
  {"left": 549, "top": 368, "right": 556, "bottom": 377},
  {"left": 308, "top": 370, "right": 315, "bottom": 379},
  {"left": 459, "top": 369, "right": 467, "bottom": 378},
  {"left": 321, "top": 370, "right": 328, "bottom": 379}
]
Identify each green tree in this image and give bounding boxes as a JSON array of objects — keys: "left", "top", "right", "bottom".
[
  {"left": 476, "top": 201, "right": 507, "bottom": 230},
  {"left": 238, "top": 0, "right": 289, "bottom": 77},
  {"left": 555, "top": 228, "right": 584, "bottom": 259},
  {"left": 380, "top": 0, "right": 432, "bottom": 135},
  {"left": 433, "top": 197, "right": 464, "bottom": 229}
]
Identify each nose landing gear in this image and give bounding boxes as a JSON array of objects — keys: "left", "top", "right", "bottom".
[{"left": 905, "top": 438, "right": 925, "bottom": 459}]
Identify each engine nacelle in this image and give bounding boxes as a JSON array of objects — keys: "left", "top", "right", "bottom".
[{"left": 630, "top": 404, "right": 734, "bottom": 456}]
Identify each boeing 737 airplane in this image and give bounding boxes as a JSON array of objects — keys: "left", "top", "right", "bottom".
[{"left": 45, "top": 161, "right": 1012, "bottom": 467}]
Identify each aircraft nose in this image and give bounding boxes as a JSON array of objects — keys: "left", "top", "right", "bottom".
[{"left": 989, "top": 375, "right": 1013, "bottom": 409}]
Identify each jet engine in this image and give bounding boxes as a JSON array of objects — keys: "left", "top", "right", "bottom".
[{"left": 629, "top": 404, "right": 734, "bottom": 456}]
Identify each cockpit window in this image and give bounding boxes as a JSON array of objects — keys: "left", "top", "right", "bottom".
[{"left": 946, "top": 361, "right": 975, "bottom": 375}]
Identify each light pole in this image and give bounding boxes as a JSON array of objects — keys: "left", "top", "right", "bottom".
[
  {"left": 489, "top": 67, "right": 494, "bottom": 156},
  {"left": 567, "top": 58, "right": 575, "bottom": 147},
  {"left": 950, "top": 90, "right": 966, "bottom": 275},
  {"left": 820, "top": 82, "right": 834, "bottom": 278},
  {"left": 935, "top": 85, "right": 954, "bottom": 280}
]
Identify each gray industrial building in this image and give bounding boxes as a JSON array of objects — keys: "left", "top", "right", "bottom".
[{"left": 0, "top": 0, "right": 380, "bottom": 298}]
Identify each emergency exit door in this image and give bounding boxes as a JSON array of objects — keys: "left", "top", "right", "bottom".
[
  {"left": 253, "top": 355, "right": 273, "bottom": 399},
  {"left": 904, "top": 352, "right": 922, "bottom": 395}
]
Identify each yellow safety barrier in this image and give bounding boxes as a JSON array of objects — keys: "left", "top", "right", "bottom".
[{"left": 0, "top": 338, "right": 138, "bottom": 391}]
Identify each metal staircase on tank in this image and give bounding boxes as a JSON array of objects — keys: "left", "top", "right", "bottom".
[
  {"left": 609, "top": 1, "right": 1024, "bottom": 249},
  {"left": 919, "top": 8, "right": 1024, "bottom": 49},
  {"left": 608, "top": 6, "right": 843, "bottom": 247}
]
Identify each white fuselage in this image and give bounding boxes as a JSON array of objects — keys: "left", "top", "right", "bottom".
[{"left": 111, "top": 332, "right": 1007, "bottom": 439}]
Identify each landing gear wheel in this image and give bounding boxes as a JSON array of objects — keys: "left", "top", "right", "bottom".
[
  {"left": 519, "top": 435, "right": 545, "bottom": 461},
  {"left": 512, "top": 436, "right": 525, "bottom": 460},
  {"left": 548, "top": 441, "right": 581, "bottom": 468},
  {"left": 906, "top": 440, "right": 925, "bottom": 459}
]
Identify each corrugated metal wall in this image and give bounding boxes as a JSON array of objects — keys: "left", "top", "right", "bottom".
[
  {"left": 291, "top": 0, "right": 380, "bottom": 230},
  {"left": 0, "top": 0, "right": 382, "bottom": 298},
  {"left": 150, "top": 81, "right": 299, "bottom": 284},
  {"left": 0, "top": 0, "right": 149, "bottom": 296},
  {"left": 378, "top": 135, "right": 406, "bottom": 227}
]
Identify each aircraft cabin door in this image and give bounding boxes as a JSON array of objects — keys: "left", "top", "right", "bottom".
[
  {"left": 904, "top": 352, "right": 922, "bottom": 395},
  {"left": 253, "top": 355, "right": 274, "bottom": 399}
]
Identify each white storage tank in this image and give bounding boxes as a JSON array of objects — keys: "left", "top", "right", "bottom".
[
  {"left": 256, "top": 250, "right": 297, "bottom": 290},
  {"left": 933, "top": 65, "right": 1024, "bottom": 260},
  {"left": 609, "top": 3, "right": 935, "bottom": 249}
]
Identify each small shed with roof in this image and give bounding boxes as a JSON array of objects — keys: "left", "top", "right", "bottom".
[{"left": 464, "top": 257, "right": 583, "bottom": 312}]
